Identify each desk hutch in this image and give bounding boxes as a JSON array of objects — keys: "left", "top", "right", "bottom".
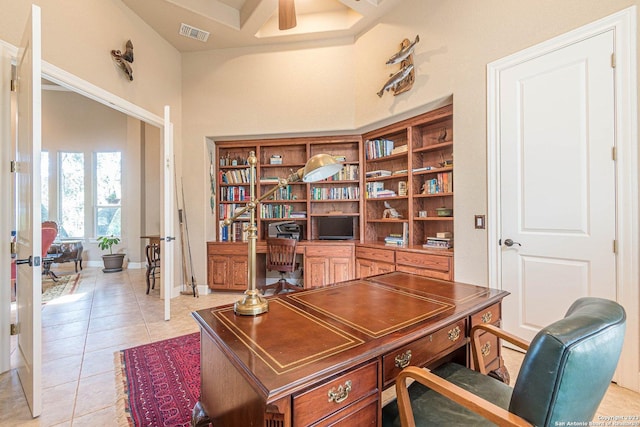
[{"left": 208, "top": 104, "right": 454, "bottom": 289}]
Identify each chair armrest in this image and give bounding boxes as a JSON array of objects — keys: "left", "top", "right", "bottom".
[
  {"left": 470, "top": 323, "right": 529, "bottom": 375},
  {"left": 395, "top": 366, "right": 532, "bottom": 427}
]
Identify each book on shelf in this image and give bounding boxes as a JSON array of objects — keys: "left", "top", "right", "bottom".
[
  {"left": 412, "top": 166, "right": 436, "bottom": 173},
  {"left": 374, "top": 189, "right": 397, "bottom": 198},
  {"left": 260, "top": 177, "right": 280, "bottom": 183},
  {"left": 332, "top": 155, "right": 347, "bottom": 162},
  {"left": 391, "top": 145, "right": 408, "bottom": 155},
  {"left": 392, "top": 169, "right": 408, "bottom": 175},
  {"left": 366, "top": 169, "right": 392, "bottom": 178},
  {"left": 423, "top": 236, "right": 453, "bottom": 249}
]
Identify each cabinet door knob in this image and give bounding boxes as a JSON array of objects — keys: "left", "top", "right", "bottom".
[{"left": 394, "top": 350, "right": 412, "bottom": 369}]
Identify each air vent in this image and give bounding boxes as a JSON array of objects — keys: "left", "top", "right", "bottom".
[{"left": 179, "top": 23, "right": 210, "bottom": 42}]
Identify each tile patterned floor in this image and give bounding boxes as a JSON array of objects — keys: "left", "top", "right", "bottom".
[{"left": 1, "top": 266, "right": 638, "bottom": 426}]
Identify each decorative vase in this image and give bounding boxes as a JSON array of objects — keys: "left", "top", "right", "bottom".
[{"left": 102, "top": 253, "right": 125, "bottom": 273}]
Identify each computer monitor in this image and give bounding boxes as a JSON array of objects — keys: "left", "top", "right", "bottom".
[{"left": 317, "top": 216, "right": 354, "bottom": 240}]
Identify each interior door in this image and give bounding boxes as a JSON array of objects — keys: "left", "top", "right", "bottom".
[
  {"left": 162, "top": 106, "right": 175, "bottom": 320},
  {"left": 499, "top": 30, "right": 616, "bottom": 341},
  {"left": 15, "top": 4, "right": 43, "bottom": 417},
  {"left": 0, "top": 43, "right": 12, "bottom": 375}
]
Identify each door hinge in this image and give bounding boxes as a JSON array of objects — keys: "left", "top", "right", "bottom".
[
  {"left": 613, "top": 239, "right": 618, "bottom": 254},
  {"left": 611, "top": 52, "right": 616, "bottom": 68},
  {"left": 612, "top": 147, "right": 617, "bottom": 161},
  {"left": 10, "top": 160, "right": 16, "bottom": 173},
  {"left": 10, "top": 323, "right": 18, "bottom": 335},
  {"left": 10, "top": 241, "right": 16, "bottom": 255},
  {"left": 10, "top": 79, "right": 17, "bottom": 92}
]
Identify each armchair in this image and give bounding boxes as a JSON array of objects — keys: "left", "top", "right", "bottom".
[{"left": 382, "top": 297, "right": 626, "bottom": 427}]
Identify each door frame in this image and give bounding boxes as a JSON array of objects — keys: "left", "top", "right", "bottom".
[
  {"left": 0, "top": 39, "right": 176, "bottom": 371},
  {"left": 487, "top": 7, "right": 638, "bottom": 391}
]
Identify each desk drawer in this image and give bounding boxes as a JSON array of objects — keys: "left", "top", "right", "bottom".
[
  {"left": 356, "top": 246, "right": 395, "bottom": 263},
  {"left": 383, "top": 318, "right": 467, "bottom": 386},
  {"left": 471, "top": 303, "right": 501, "bottom": 327},
  {"left": 293, "top": 362, "right": 378, "bottom": 427},
  {"left": 396, "top": 251, "right": 450, "bottom": 272}
]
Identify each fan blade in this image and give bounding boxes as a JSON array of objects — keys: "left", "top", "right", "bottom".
[{"left": 279, "top": 0, "right": 296, "bottom": 30}]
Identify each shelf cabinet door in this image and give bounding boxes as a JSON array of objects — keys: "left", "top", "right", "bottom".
[
  {"left": 208, "top": 255, "right": 229, "bottom": 289},
  {"left": 229, "top": 255, "right": 249, "bottom": 290},
  {"left": 305, "top": 256, "right": 329, "bottom": 288},
  {"left": 356, "top": 258, "right": 395, "bottom": 279}
]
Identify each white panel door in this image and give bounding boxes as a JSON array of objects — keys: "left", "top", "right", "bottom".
[
  {"left": 162, "top": 106, "right": 175, "bottom": 320},
  {"left": 15, "top": 4, "right": 43, "bottom": 417},
  {"left": 500, "top": 30, "right": 616, "bottom": 340}
]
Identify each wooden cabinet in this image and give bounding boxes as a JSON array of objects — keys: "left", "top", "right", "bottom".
[
  {"left": 470, "top": 302, "right": 504, "bottom": 373},
  {"left": 210, "top": 104, "right": 455, "bottom": 288},
  {"left": 207, "top": 243, "right": 249, "bottom": 291},
  {"left": 355, "top": 246, "right": 395, "bottom": 278},
  {"left": 305, "top": 244, "right": 354, "bottom": 288}
]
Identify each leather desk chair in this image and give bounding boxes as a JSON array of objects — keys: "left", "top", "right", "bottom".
[
  {"left": 263, "top": 238, "right": 300, "bottom": 294},
  {"left": 145, "top": 243, "right": 160, "bottom": 294},
  {"left": 382, "top": 297, "right": 626, "bottom": 427}
]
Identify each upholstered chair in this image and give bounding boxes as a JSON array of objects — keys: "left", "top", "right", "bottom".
[{"left": 382, "top": 297, "right": 626, "bottom": 427}]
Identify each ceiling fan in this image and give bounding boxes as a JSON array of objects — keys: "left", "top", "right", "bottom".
[{"left": 279, "top": 0, "right": 297, "bottom": 30}]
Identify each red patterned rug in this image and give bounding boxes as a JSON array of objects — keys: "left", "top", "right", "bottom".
[{"left": 115, "top": 332, "right": 200, "bottom": 427}]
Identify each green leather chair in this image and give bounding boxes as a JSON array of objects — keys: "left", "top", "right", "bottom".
[{"left": 382, "top": 297, "right": 626, "bottom": 427}]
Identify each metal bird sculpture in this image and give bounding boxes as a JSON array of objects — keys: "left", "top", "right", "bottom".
[
  {"left": 111, "top": 40, "right": 134, "bottom": 81},
  {"left": 386, "top": 34, "right": 420, "bottom": 65}
]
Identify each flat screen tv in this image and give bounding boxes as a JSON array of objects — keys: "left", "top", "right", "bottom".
[{"left": 317, "top": 216, "right": 354, "bottom": 240}]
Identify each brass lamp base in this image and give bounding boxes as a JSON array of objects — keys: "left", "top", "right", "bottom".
[{"left": 234, "top": 290, "right": 269, "bottom": 316}]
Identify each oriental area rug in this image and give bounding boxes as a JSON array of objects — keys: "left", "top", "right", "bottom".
[
  {"left": 115, "top": 332, "right": 201, "bottom": 427},
  {"left": 41, "top": 273, "right": 80, "bottom": 304}
]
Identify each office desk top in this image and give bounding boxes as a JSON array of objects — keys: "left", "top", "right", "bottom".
[{"left": 192, "top": 272, "right": 508, "bottom": 427}]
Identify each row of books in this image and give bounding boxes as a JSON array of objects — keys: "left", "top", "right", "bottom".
[
  {"left": 219, "top": 203, "right": 248, "bottom": 220},
  {"left": 220, "top": 168, "right": 250, "bottom": 184},
  {"left": 218, "top": 220, "right": 249, "bottom": 242},
  {"left": 310, "top": 186, "right": 360, "bottom": 201},
  {"left": 366, "top": 169, "right": 392, "bottom": 178},
  {"left": 326, "top": 164, "right": 359, "bottom": 181},
  {"left": 423, "top": 172, "right": 453, "bottom": 194},
  {"left": 365, "top": 182, "right": 397, "bottom": 198},
  {"left": 365, "top": 138, "right": 395, "bottom": 160},
  {"left": 268, "top": 185, "right": 296, "bottom": 201},
  {"left": 384, "top": 223, "right": 409, "bottom": 246},
  {"left": 260, "top": 204, "right": 306, "bottom": 219},
  {"left": 220, "top": 186, "right": 248, "bottom": 202}
]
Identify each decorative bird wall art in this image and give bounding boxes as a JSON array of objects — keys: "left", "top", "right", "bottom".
[
  {"left": 111, "top": 40, "right": 134, "bottom": 81},
  {"left": 378, "top": 35, "right": 420, "bottom": 97}
]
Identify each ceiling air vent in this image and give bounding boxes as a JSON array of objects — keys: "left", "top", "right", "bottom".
[{"left": 179, "top": 23, "right": 210, "bottom": 42}]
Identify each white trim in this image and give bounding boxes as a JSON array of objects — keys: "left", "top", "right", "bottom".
[{"left": 487, "top": 6, "right": 639, "bottom": 391}]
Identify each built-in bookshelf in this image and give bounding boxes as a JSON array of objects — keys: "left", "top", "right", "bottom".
[
  {"left": 362, "top": 104, "right": 453, "bottom": 249},
  {"left": 215, "top": 137, "right": 362, "bottom": 242}
]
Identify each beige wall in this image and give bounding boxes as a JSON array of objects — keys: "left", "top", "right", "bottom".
[
  {"left": 180, "top": 0, "right": 638, "bottom": 287},
  {"left": 0, "top": 0, "right": 637, "bottom": 289}
]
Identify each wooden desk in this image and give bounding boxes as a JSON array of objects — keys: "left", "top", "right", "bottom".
[{"left": 192, "top": 272, "right": 509, "bottom": 426}]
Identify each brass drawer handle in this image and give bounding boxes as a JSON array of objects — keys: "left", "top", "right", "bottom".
[
  {"left": 448, "top": 325, "right": 461, "bottom": 342},
  {"left": 394, "top": 350, "right": 412, "bottom": 369},
  {"left": 481, "top": 342, "right": 491, "bottom": 357},
  {"left": 328, "top": 380, "right": 352, "bottom": 404},
  {"left": 481, "top": 311, "right": 493, "bottom": 323}
]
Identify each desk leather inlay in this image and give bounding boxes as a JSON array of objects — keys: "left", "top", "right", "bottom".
[
  {"left": 290, "top": 281, "right": 453, "bottom": 337},
  {"left": 368, "top": 272, "right": 488, "bottom": 303},
  {"left": 212, "top": 299, "right": 363, "bottom": 374}
]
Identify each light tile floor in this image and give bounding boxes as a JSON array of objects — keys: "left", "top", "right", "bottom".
[{"left": 1, "top": 266, "right": 638, "bottom": 426}]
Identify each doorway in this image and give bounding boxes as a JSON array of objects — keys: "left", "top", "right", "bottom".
[{"left": 487, "top": 7, "right": 638, "bottom": 391}]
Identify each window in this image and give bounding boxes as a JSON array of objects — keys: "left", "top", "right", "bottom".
[
  {"left": 59, "top": 152, "right": 85, "bottom": 238},
  {"left": 95, "top": 152, "right": 121, "bottom": 237},
  {"left": 41, "top": 151, "right": 49, "bottom": 220}
]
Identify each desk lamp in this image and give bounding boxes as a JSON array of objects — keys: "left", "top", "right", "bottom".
[{"left": 224, "top": 151, "right": 343, "bottom": 315}]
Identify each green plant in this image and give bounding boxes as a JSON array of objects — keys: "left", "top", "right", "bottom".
[{"left": 97, "top": 235, "right": 121, "bottom": 255}]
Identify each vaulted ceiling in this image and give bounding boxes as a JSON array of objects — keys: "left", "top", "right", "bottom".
[{"left": 121, "top": 0, "right": 404, "bottom": 51}]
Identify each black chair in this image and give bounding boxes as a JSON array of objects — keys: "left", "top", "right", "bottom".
[
  {"left": 145, "top": 243, "right": 160, "bottom": 294},
  {"left": 382, "top": 297, "right": 626, "bottom": 427},
  {"left": 263, "top": 238, "right": 300, "bottom": 294}
]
